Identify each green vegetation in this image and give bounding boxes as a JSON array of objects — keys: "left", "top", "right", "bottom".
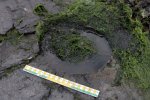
[
  {"left": 33, "top": 4, "right": 48, "bottom": 16},
  {"left": 0, "top": 29, "right": 23, "bottom": 45},
  {"left": 0, "top": 35, "right": 6, "bottom": 42},
  {"left": 51, "top": 31, "right": 96, "bottom": 62},
  {"left": 115, "top": 2, "right": 150, "bottom": 89},
  {"left": 35, "top": 21, "right": 47, "bottom": 41},
  {"left": 34, "top": 0, "right": 150, "bottom": 88},
  {"left": 65, "top": 0, "right": 120, "bottom": 33},
  {"left": 6, "top": 29, "right": 23, "bottom": 45}
]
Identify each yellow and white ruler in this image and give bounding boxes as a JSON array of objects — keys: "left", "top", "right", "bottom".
[{"left": 23, "top": 65, "right": 100, "bottom": 97}]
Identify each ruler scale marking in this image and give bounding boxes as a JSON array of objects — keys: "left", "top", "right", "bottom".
[{"left": 23, "top": 65, "right": 100, "bottom": 97}]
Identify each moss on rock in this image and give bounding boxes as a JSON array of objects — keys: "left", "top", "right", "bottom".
[
  {"left": 114, "top": 1, "right": 150, "bottom": 89},
  {"left": 33, "top": 4, "right": 48, "bottom": 16},
  {"left": 0, "top": 35, "right": 6, "bottom": 42}
]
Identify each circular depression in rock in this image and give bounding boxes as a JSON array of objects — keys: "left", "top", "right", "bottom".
[
  {"left": 50, "top": 31, "right": 96, "bottom": 62},
  {"left": 41, "top": 29, "right": 112, "bottom": 74}
]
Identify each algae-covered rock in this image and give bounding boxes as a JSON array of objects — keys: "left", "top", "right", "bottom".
[
  {"left": 34, "top": 0, "right": 150, "bottom": 88},
  {"left": 43, "top": 0, "right": 121, "bottom": 34}
]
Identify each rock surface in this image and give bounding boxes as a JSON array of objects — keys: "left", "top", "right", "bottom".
[
  {"left": 0, "top": 34, "right": 39, "bottom": 72},
  {"left": 0, "top": 0, "right": 60, "bottom": 35}
]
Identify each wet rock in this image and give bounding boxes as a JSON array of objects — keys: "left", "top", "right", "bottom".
[
  {"left": 38, "top": 29, "right": 112, "bottom": 74},
  {"left": 0, "top": 34, "right": 39, "bottom": 72},
  {"left": 0, "top": 69, "right": 50, "bottom": 100},
  {"left": 0, "top": 0, "right": 60, "bottom": 34}
]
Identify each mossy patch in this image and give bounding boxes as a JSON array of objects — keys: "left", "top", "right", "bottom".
[
  {"left": 50, "top": 31, "right": 96, "bottom": 62},
  {"left": 66, "top": 0, "right": 120, "bottom": 33}
]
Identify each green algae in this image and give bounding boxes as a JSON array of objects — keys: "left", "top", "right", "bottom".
[{"left": 51, "top": 31, "right": 96, "bottom": 62}]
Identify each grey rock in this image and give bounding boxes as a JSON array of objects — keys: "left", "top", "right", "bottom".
[
  {"left": 128, "top": 0, "right": 135, "bottom": 3},
  {"left": 0, "top": 69, "right": 50, "bottom": 100},
  {"left": 0, "top": 0, "right": 60, "bottom": 35},
  {"left": 0, "top": 34, "right": 39, "bottom": 71},
  {"left": 108, "top": 30, "right": 132, "bottom": 50},
  {"left": 48, "top": 90, "right": 74, "bottom": 100},
  {"left": 0, "top": 2, "right": 13, "bottom": 35},
  {"left": 99, "top": 85, "right": 143, "bottom": 100},
  {"left": 85, "top": 67, "right": 143, "bottom": 100},
  {"left": 0, "top": 57, "right": 143, "bottom": 100}
]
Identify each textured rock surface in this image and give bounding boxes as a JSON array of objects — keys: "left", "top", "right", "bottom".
[
  {"left": 0, "top": 2, "right": 13, "bottom": 35},
  {"left": 0, "top": 34, "right": 39, "bottom": 71},
  {"left": 0, "top": 0, "right": 60, "bottom": 35},
  {"left": 40, "top": 30, "right": 112, "bottom": 74},
  {"left": 0, "top": 55, "right": 143, "bottom": 100},
  {"left": 0, "top": 69, "right": 50, "bottom": 100}
]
